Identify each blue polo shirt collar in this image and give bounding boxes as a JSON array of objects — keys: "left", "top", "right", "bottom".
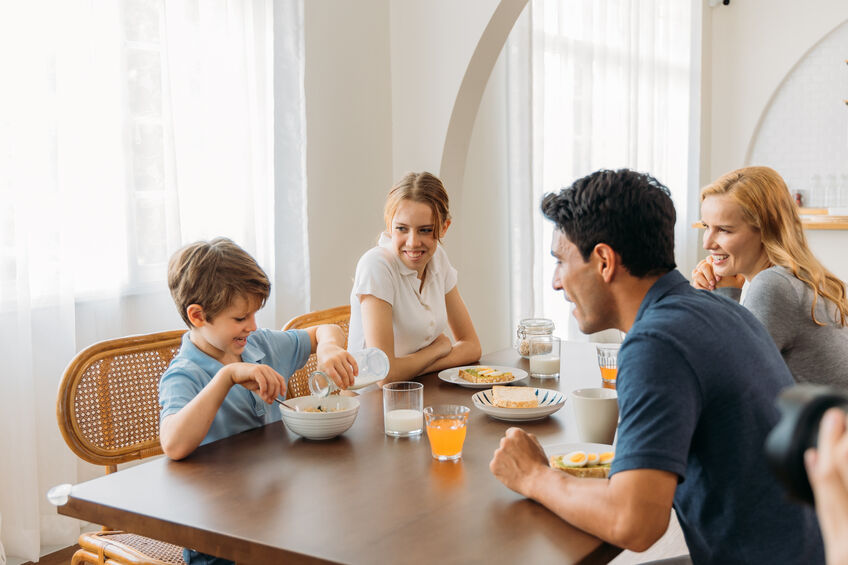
[
  {"left": 180, "top": 330, "right": 268, "bottom": 375},
  {"left": 633, "top": 270, "right": 689, "bottom": 324}
]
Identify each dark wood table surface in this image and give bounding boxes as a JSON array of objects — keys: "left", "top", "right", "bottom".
[{"left": 58, "top": 344, "right": 621, "bottom": 564}]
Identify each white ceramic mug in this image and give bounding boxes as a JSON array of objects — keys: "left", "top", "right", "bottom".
[{"left": 571, "top": 387, "right": 618, "bottom": 444}]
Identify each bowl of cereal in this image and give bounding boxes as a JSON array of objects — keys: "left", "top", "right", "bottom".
[{"left": 278, "top": 395, "right": 360, "bottom": 440}]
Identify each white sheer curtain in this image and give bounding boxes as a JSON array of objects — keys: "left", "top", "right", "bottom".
[
  {"left": 507, "top": 0, "right": 695, "bottom": 340},
  {"left": 0, "top": 1, "right": 305, "bottom": 561}
]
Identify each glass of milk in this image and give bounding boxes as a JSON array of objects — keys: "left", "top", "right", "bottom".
[
  {"left": 383, "top": 381, "right": 424, "bottom": 437},
  {"left": 528, "top": 335, "right": 561, "bottom": 379}
]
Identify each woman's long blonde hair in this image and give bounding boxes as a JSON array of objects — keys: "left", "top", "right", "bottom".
[{"left": 701, "top": 166, "right": 847, "bottom": 326}]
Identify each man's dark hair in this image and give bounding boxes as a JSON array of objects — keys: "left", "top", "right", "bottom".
[{"left": 541, "top": 169, "right": 676, "bottom": 277}]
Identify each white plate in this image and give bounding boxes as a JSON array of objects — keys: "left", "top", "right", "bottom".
[
  {"left": 471, "top": 387, "right": 565, "bottom": 421},
  {"left": 438, "top": 365, "right": 528, "bottom": 389}
]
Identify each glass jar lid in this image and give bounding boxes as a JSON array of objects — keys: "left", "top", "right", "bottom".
[{"left": 517, "top": 318, "right": 555, "bottom": 338}]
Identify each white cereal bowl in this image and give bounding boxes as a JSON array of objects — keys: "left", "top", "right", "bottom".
[{"left": 278, "top": 395, "right": 360, "bottom": 440}]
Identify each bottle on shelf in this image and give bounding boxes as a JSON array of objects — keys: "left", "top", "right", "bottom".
[
  {"left": 826, "top": 174, "right": 838, "bottom": 209},
  {"left": 809, "top": 174, "right": 823, "bottom": 208}
]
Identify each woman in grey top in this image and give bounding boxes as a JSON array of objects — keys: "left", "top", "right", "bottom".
[{"left": 692, "top": 166, "right": 848, "bottom": 388}]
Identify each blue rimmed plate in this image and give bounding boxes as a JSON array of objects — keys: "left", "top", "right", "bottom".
[{"left": 471, "top": 387, "right": 565, "bottom": 421}]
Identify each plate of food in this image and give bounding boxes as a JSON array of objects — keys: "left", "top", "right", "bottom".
[
  {"left": 471, "top": 386, "right": 565, "bottom": 421},
  {"left": 543, "top": 442, "right": 615, "bottom": 478},
  {"left": 438, "top": 365, "right": 528, "bottom": 389}
]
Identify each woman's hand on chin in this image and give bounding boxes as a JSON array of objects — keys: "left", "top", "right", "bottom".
[{"left": 691, "top": 258, "right": 744, "bottom": 291}]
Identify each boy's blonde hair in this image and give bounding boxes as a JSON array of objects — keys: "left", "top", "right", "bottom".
[
  {"left": 384, "top": 172, "right": 451, "bottom": 242},
  {"left": 168, "top": 238, "right": 271, "bottom": 327},
  {"left": 701, "top": 166, "right": 848, "bottom": 326}
]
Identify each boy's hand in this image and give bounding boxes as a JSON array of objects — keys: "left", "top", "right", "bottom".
[
  {"left": 225, "top": 362, "right": 287, "bottom": 404},
  {"left": 316, "top": 344, "right": 357, "bottom": 390}
]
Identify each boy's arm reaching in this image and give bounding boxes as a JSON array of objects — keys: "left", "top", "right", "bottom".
[
  {"left": 305, "top": 324, "right": 357, "bottom": 390},
  {"left": 160, "top": 362, "right": 287, "bottom": 460}
]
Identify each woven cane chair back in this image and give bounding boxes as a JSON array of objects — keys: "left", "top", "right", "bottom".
[
  {"left": 57, "top": 329, "right": 188, "bottom": 565},
  {"left": 282, "top": 305, "right": 351, "bottom": 398}
]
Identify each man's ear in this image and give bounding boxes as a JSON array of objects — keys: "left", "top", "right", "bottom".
[
  {"left": 593, "top": 243, "right": 618, "bottom": 283},
  {"left": 186, "top": 304, "right": 206, "bottom": 328}
]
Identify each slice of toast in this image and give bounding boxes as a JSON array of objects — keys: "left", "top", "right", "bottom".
[
  {"left": 549, "top": 455, "right": 611, "bottom": 478},
  {"left": 492, "top": 385, "right": 538, "bottom": 408},
  {"left": 459, "top": 366, "right": 514, "bottom": 383}
]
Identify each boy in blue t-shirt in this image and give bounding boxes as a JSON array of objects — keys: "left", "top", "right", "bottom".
[
  {"left": 159, "top": 238, "right": 357, "bottom": 564},
  {"left": 159, "top": 237, "right": 356, "bottom": 460}
]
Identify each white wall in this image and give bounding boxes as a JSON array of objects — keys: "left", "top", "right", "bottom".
[
  {"left": 748, "top": 21, "right": 848, "bottom": 207},
  {"left": 451, "top": 55, "right": 513, "bottom": 353},
  {"left": 303, "top": 0, "right": 395, "bottom": 311},
  {"left": 388, "top": 1, "right": 501, "bottom": 178},
  {"left": 703, "top": 0, "right": 848, "bottom": 279},
  {"left": 705, "top": 0, "right": 848, "bottom": 181}
]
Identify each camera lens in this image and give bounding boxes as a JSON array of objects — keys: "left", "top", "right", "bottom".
[{"left": 765, "top": 385, "right": 848, "bottom": 505}]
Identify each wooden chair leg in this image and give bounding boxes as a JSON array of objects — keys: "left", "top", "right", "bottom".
[{"left": 72, "top": 547, "right": 102, "bottom": 565}]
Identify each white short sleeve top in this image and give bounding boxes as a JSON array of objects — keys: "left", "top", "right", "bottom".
[{"left": 348, "top": 233, "right": 458, "bottom": 357}]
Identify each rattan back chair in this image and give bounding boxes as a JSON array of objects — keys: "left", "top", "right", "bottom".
[
  {"left": 282, "top": 305, "right": 351, "bottom": 398},
  {"left": 56, "top": 330, "right": 188, "bottom": 565}
]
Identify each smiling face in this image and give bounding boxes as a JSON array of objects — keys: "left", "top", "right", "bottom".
[
  {"left": 700, "top": 194, "right": 770, "bottom": 281},
  {"left": 389, "top": 199, "right": 441, "bottom": 277},
  {"left": 188, "top": 294, "right": 260, "bottom": 363},
  {"left": 551, "top": 230, "right": 614, "bottom": 334}
]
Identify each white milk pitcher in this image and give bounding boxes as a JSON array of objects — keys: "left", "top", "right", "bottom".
[{"left": 308, "top": 347, "right": 390, "bottom": 397}]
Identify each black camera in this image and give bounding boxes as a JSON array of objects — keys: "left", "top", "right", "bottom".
[{"left": 765, "top": 384, "right": 848, "bottom": 505}]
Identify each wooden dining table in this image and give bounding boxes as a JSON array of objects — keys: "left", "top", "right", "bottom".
[{"left": 57, "top": 342, "right": 622, "bottom": 564}]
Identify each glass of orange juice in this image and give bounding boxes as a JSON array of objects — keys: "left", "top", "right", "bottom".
[
  {"left": 423, "top": 405, "right": 470, "bottom": 461},
  {"left": 596, "top": 344, "right": 620, "bottom": 390}
]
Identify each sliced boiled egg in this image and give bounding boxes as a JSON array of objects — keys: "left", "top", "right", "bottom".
[
  {"left": 476, "top": 367, "right": 494, "bottom": 374},
  {"left": 586, "top": 452, "right": 600, "bottom": 467},
  {"left": 598, "top": 451, "right": 615, "bottom": 465},
  {"left": 562, "top": 450, "right": 588, "bottom": 468}
]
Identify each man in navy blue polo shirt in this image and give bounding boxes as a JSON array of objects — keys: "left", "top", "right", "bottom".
[{"left": 489, "top": 169, "right": 824, "bottom": 564}]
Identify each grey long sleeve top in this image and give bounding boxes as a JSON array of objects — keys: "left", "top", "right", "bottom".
[{"left": 716, "top": 266, "right": 848, "bottom": 388}]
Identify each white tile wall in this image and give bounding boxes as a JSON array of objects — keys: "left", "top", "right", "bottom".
[{"left": 749, "top": 21, "right": 848, "bottom": 208}]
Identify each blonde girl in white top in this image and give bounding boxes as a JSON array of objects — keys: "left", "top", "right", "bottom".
[{"left": 348, "top": 172, "right": 481, "bottom": 384}]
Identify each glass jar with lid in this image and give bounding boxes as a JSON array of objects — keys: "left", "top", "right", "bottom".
[{"left": 515, "top": 318, "right": 555, "bottom": 358}]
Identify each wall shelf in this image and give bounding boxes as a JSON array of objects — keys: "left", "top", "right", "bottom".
[{"left": 692, "top": 208, "right": 848, "bottom": 231}]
